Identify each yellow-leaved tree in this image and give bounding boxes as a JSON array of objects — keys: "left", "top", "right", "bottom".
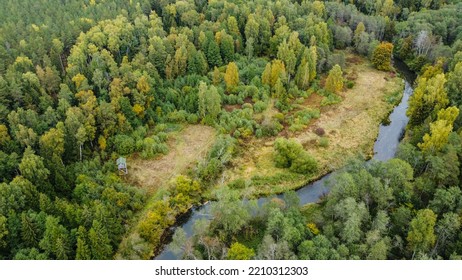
[
  {"left": 224, "top": 62, "right": 239, "bottom": 91},
  {"left": 325, "top": 64, "right": 343, "bottom": 93},
  {"left": 418, "top": 106, "right": 459, "bottom": 154},
  {"left": 372, "top": 42, "right": 394, "bottom": 71}
]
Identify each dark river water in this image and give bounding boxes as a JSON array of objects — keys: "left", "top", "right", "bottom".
[{"left": 155, "top": 62, "right": 415, "bottom": 260}]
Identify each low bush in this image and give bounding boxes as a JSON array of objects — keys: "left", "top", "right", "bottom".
[{"left": 273, "top": 138, "right": 318, "bottom": 174}]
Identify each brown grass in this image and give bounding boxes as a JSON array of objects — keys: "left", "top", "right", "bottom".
[
  {"left": 127, "top": 125, "right": 216, "bottom": 194},
  {"left": 220, "top": 51, "right": 403, "bottom": 196}
]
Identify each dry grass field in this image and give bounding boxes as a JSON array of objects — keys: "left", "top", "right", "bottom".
[
  {"left": 219, "top": 52, "right": 403, "bottom": 197},
  {"left": 126, "top": 125, "right": 216, "bottom": 194}
]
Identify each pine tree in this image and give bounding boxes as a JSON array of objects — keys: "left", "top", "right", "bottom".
[
  {"left": 206, "top": 38, "right": 222, "bottom": 68},
  {"left": 21, "top": 212, "right": 40, "bottom": 248},
  {"left": 76, "top": 226, "right": 92, "bottom": 260},
  {"left": 39, "top": 216, "right": 70, "bottom": 260},
  {"left": 220, "top": 33, "right": 235, "bottom": 63},
  {"left": 88, "top": 220, "right": 113, "bottom": 260}
]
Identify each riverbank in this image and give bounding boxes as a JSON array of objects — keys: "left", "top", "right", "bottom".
[
  {"left": 115, "top": 125, "right": 217, "bottom": 259},
  {"left": 155, "top": 57, "right": 414, "bottom": 260},
  {"left": 212, "top": 52, "right": 403, "bottom": 199}
]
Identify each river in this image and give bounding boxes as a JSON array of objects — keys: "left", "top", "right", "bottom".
[{"left": 155, "top": 62, "right": 415, "bottom": 260}]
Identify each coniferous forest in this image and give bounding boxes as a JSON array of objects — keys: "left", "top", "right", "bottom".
[{"left": 1, "top": 0, "right": 462, "bottom": 260}]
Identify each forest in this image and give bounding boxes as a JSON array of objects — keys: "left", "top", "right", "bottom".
[{"left": 0, "top": 0, "right": 462, "bottom": 260}]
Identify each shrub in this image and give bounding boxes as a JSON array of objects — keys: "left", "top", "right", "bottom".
[
  {"left": 321, "top": 93, "right": 342, "bottom": 106},
  {"left": 197, "top": 157, "right": 222, "bottom": 182},
  {"left": 157, "top": 132, "right": 168, "bottom": 142},
  {"left": 290, "top": 153, "right": 318, "bottom": 174},
  {"left": 254, "top": 101, "right": 267, "bottom": 113},
  {"left": 187, "top": 114, "right": 199, "bottom": 124},
  {"left": 228, "top": 178, "right": 246, "bottom": 190},
  {"left": 273, "top": 138, "right": 318, "bottom": 174},
  {"left": 318, "top": 137, "right": 329, "bottom": 148},
  {"left": 114, "top": 135, "right": 135, "bottom": 155},
  {"left": 273, "top": 138, "right": 305, "bottom": 168},
  {"left": 314, "top": 127, "right": 325, "bottom": 136},
  {"left": 167, "top": 110, "right": 188, "bottom": 123},
  {"left": 141, "top": 137, "right": 169, "bottom": 159},
  {"left": 345, "top": 80, "right": 355, "bottom": 89},
  {"left": 260, "top": 120, "right": 283, "bottom": 137},
  {"left": 289, "top": 123, "right": 306, "bottom": 133}
]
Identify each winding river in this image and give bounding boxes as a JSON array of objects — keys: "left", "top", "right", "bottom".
[{"left": 155, "top": 62, "right": 415, "bottom": 260}]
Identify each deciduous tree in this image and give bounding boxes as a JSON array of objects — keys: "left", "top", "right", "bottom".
[
  {"left": 224, "top": 62, "right": 239, "bottom": 91},
  {"left": 372, "top": 42, "right": 393, "bottom": 71},
  {"left": 325, "top": 64, "right": 343, "bottom": 93}
]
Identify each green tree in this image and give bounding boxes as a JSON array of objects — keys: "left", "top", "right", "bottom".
[
  {"left": 354, "top": 22, "right": 366, "bottom": 48},
  {"left": 0, "top": 215, "right": 7, "bottom": 249},
  {"left": 206, "top": 37, "right": 222, "bottom": 68},
  {"left": 76, "top": 226, "right": 91, "bottom": 260},
  {"left": 244, "top": 14, "right": 259, "bottom": 48},
  {"left": 446, "top": 62, "right": 462, "bottom": 106},
  {"left": 19, "top": 147, "right": 50, "bottom": 187},
  {"left": 220, "top": 32, "right": 235, "bottom": 63},
  {"left": 21, "top": 212, "right": 42, "bottom": 248},
  {"left": 407, "top": 209, "right": 437, "bottom": 257},
  {"left": 307, "top": 46, "right": 317, "bottom": 82},
  {"left": 277, "top": 40, "right": 296, "bottom": 83},
  {"left": 407, "top": 74, "right": 449, "bottom": 126},
  {"left": 210, "top": 187, "right": 252, "bottom": 238},
  {"left": 295, "top": 57, "right": 310, "bottom": 90},
  {"left": 39, "top": 216, "right": 71, "bottom": 260},
  {"left": 198, "top": 82, "right": 221, "bottom": 122},
  {"left": 89, "top": 220, "right": 113, "bottom": 260},
  {"left": 187, "top": 50, "right": 208, "bottom": 75},
  {"left": 273, "top": 138, "right": 318, "bottom": 174}
]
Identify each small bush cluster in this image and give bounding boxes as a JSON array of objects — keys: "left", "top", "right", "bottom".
[{"left": 273, "top": 138, "right": 318, "bottom": 174}]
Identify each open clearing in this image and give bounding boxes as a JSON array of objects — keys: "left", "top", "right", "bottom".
[
  {"left": 220, "top": 52, "right": 403, "bottom": 197},
  {"left": 127, "top": 125, "right": 216, "bottom": 194},
  {"left": 117, "top": 125, "right": 216, "bottom": 258}
]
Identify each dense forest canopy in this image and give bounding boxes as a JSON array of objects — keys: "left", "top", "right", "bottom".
[{"left": 0, "top": 0, "right": 462, "bottom": 260}]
